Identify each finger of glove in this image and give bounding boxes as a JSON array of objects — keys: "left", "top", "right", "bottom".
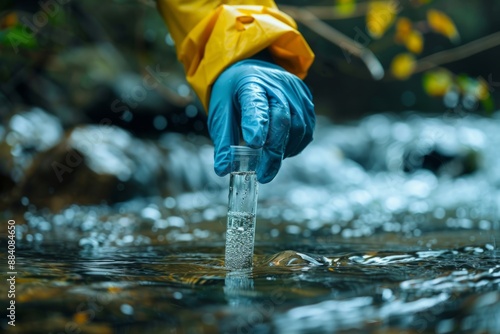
[
  {"left": 208, "top": 81, "right": 240, "bottom": 177},
  {"left": 237, "top": 81, "right": 269, "bottom": 149},
  {"left": 284, "top": 80, "right": 315, "bottom": 158},
  {"left": 257, "top": 95, "right": 291, "bottom": 183}
]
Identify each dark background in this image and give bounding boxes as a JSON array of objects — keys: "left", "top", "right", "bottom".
[{"left": 1, "top": 0, "right": 499, "bottom": 135}]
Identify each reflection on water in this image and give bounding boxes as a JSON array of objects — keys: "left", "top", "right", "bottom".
[{"left": 1, "top": 112, "right": 500, "bottom": 333}]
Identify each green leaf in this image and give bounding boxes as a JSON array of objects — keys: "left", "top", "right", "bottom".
[
  {"left": 481, "top": 95, "right": 495, "bottom": 115},
  {"left": 0, "top": 25, "right": 38, "bottom": 51}
]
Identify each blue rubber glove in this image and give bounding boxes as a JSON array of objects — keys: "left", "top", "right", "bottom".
[{"left": 207, "top": 59, "right": 315, "bottom": 183}]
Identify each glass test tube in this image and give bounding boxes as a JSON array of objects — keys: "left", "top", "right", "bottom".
[{"left": 224, "top": 145, "right": 261, "bottom": 270}]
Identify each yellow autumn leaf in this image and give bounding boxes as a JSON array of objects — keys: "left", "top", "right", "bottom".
[
  {"left": 422, "top": 69, "right": 453, "bottom": 97},
  {"left": 367, "top": 1, "right": 399, "bottom": 39},
  {"left": 476, "top": 77, "right": 490, "bottom": 100},
  {"left": 73, "top": 311, "right": 90, "bottom": 325},
  {"left": 390, "top": 53, "right": 416, "bottom": 80},
  {"left": 405, "top": 30, "right": 423, "bottom": 54},
  {"left": 394, "top": 17, "right": 412, "bottom": 43},
  {"left": 335, "top": 0, "right": 357, "bottom": 16},
  {"left": 427, "top": 9, "right": 460, "bottom": 42}
]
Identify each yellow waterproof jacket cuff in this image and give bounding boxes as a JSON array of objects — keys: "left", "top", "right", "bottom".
[{"left": 178, "top": 5, "right": 315, "bottom": 111}]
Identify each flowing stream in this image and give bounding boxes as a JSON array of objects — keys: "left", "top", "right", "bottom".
[{"left": 1, "top": 112, "right": 499, "bottom": 333}]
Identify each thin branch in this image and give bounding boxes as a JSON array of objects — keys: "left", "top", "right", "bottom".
[
  {"left": 281, "top": 5, "right": 384, "bottom": 80},
  {"left": 298, "top": 3, "right": 369, "bottom": 20},
  {"left": 138, "top": 0, "right": 155, "bottom": 8},
  {"left": 413, "top": 31, "right": 500, "bottom": 73}
]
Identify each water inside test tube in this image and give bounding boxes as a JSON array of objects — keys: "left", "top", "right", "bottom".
[
  {"left": 225, "top": 208, "right": 256, "bottom": 269},
  {"left": 225, "top": 147, "right": 259, "bottom": 270}
]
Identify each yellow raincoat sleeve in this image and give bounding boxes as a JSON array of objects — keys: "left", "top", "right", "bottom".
[{"left": 156, "top": 0, "right": 315, "bottom": 111}]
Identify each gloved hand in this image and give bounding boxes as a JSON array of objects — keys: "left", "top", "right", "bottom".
[{"left": 208, "top": 60, "right": 315, "bottom": 183}]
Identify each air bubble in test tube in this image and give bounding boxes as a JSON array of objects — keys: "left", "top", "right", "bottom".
[{"left": 225, "top": 145, "right": 261, "bottom": 270}]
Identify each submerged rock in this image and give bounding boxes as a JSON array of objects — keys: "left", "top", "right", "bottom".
[
  {"left": 0, "top": 107, "right": 63, "bottom": 178},
  {"left": 0, "top": 108, "right": 63, "bottom": 205},
  {"left": 1, "top": 108, "right": 218, "bottom": 212},
  {"left": 403, "top": 145, "right": 479, "bottom": 177},
  {"left": 16, "top": 125, "right": 168, "bottom": 211},
  {"left": 315, "top": 113, "right": 485, "bottom": 177}
]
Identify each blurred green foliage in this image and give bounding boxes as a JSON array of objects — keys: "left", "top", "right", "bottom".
[{"left": 0, "top": 0, "right": 499, "bottom": 124}]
